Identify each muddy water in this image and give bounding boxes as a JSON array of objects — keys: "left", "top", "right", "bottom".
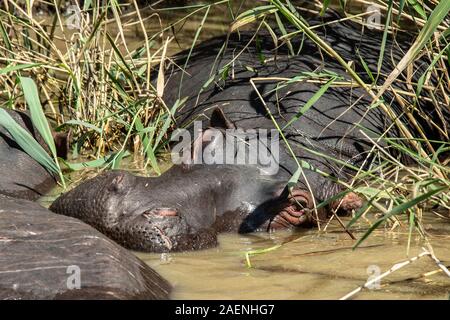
[
  {"left": 134, "top": 215, "right": 450, "bottom": 300},
  {"left": 41, "top": 2, "right": 253, "bottom": 56},
  {"left": 36, "top": 1, "right": 450, "bottom": 300}
]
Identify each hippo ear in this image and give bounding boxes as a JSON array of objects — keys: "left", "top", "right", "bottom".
[
  {"left": 107, "top": 172, "right": 132, "bottom": 193},
  {"left": 210, "top": 107, "right": 236, "bottom": 129}
]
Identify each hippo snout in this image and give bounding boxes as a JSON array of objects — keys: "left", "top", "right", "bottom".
[{"left": 113, "top": 206, "right": 189, "bottom": 252}]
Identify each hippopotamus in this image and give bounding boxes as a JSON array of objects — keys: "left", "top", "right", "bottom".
[
  {"left": 49, "top": 11, "right": 448, "bottom": 252},
  {"left": 0, "top": 108, "right": 171, "bottom": 299},
  {"left": 49, "top": 164, "right": 320, "bottom": 252}
]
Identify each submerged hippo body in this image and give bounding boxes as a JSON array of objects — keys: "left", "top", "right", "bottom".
[
  {"left": 0, "top": 109, "right": 57, "bottom": 200},
  {"left": 0, "top": 194, "right": 171, "bottom": 299},
  {"left": 50, "top": 165, "right": 318, "bottom": 252},
  {"left": 50, "top": 11, "right": 447, "bottom": 252}
]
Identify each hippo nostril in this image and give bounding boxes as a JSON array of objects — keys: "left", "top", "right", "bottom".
[
  {"left": 290, "top": 197, "right": 308, "bottom": 210},
  {"left": 289, "top": 189, "right": 313, "bottom": 209}
]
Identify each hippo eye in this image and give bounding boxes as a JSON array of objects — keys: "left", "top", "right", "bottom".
[{"left": 142, "top": 208, "right": 179, "bottom": 218}]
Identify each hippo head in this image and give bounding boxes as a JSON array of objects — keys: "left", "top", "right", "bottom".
[
  {"left": 50, "top": 163, "right": 332, "bottom": 253},
  {"left": 50, "top": 170, "right": 217, "bottom": 252}
]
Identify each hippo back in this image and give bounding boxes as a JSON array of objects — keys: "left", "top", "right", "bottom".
[{"left": 161, "top": 10, "right": 447, "bottom": 179}]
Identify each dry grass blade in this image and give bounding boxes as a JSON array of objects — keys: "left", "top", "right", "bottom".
[
  {"left": 339, "top": 250, "right": 431, "bottom": 300},
  {"left": 156, "top": 37, "right": 170, "bottom": 99},
  {"left": 376, "top": 0, "right": 450, "bottom": 99}
]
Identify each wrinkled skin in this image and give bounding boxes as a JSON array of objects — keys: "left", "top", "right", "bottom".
[
  {"left": 0, "top": 109, "right": 60, "bottom": 200},
  {"left": 163, "top": 16, "right": 445, "bottom": 201},
  {"left": 0, "top": 194, "right": 171, "bottom": 299},
  {"left": 50, "top": 165, "right": 324, "bottom": 252},
  {"left": 50, "top": 11, "right": 448, "bottom": 252}
]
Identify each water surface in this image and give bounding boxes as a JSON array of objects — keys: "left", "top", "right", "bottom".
[{"left": 136, "top": 216, "right": 450, "bottom": 300}]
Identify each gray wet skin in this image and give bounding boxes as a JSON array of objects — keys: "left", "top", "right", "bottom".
[
  {"left": 161, "top": 10, "right": 446, "bottom": 212},
  {"left": 50, "top": 10, "right": 447, "bottom": 253},
  {"left": 50, "top": 164, "right": 320, "bottom": 252}
]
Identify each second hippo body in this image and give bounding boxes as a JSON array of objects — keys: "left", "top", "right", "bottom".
[
  {"left": 0, "top": 109, "right": 172, "bottom": 299},
  {"left": 0, "top": 194, "right": 171, "bottom": 299}
]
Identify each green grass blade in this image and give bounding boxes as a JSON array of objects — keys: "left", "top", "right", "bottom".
[
  {"left": 275, "top": 11, "right": 294, "bottom": 56},
  {"left": 357, "top": 50, "right": 375, "bottom": 83},
  {"left": 232, "top": 4, "right": 277, "bottom": 31},
  {"left": 282, "top": 76, "right": 336, "bottom": 130},
  {"left": 19, "top": 77, "right": 65, "bottom": 187},
  {"left": 19, "top": 76, "right": 56, "bottom": 156},
  {"left": 178, "top": 5, "right": 211, "bottom": 99},
  {"left": 0, "top": 19, "right": 12, "bottom": 52},
  {"left": 396, "top": 0, "right": 406, "bottom": 25},
  {"left": 416, "top": 42, "right": 450, "bottom": 96},
  {"left": 135, "top": 117, "right": 160, "bottom": 175},
  {"left": 377, "top": 0, "right": 450, "bottom": 96},
  {"left": 376, "top": 0, "right": 393, "bottom": 78},
  {"left": 320, "top": 0, "right": 331, "bottom": 16},
  {"left": 407, "top": 0, "right": 427, "bottom": 20},
  {"left": 287, "top": 165, "right": 302, "bottom": 191},
  {"left": 64, "top": 119, "right": 103, "bottom": 134},
  {"left": 245, "top": 245, "right": 282, "bottom": 268},
  {"left": 0, "top": 63, "right": 42, "bottom": 75},
  {"left": 0, "top": 109, "right": 59, "bottom": 174},
  {"left": 153, "top": 97, "right": 187, "bottom": 151},
  {"left": 62, "top": 151, "right": 130, "bottom": 171},
  {"left": 353, "top": 185, "right": 448, "bottom": 249}
]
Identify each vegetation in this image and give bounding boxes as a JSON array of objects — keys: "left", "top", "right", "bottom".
[{"left": 0, "top": 0, "right": 449, "bottom": 249}]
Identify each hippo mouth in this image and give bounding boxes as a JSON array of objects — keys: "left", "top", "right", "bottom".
[
  {"left": 268, "top": 189, "right": 315, "bottom": 231},
  {"left": 142, "top": 208, "right": 179, "bottom": 218},
  {"left": 134, "top": 207, "right": 217, "bottom": 252},
  {"left": 131, "top": 207, "right": 186, "bottom": 251},
  {"left": 140, "top": 207, "right": 183, "bottom": 233}
]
